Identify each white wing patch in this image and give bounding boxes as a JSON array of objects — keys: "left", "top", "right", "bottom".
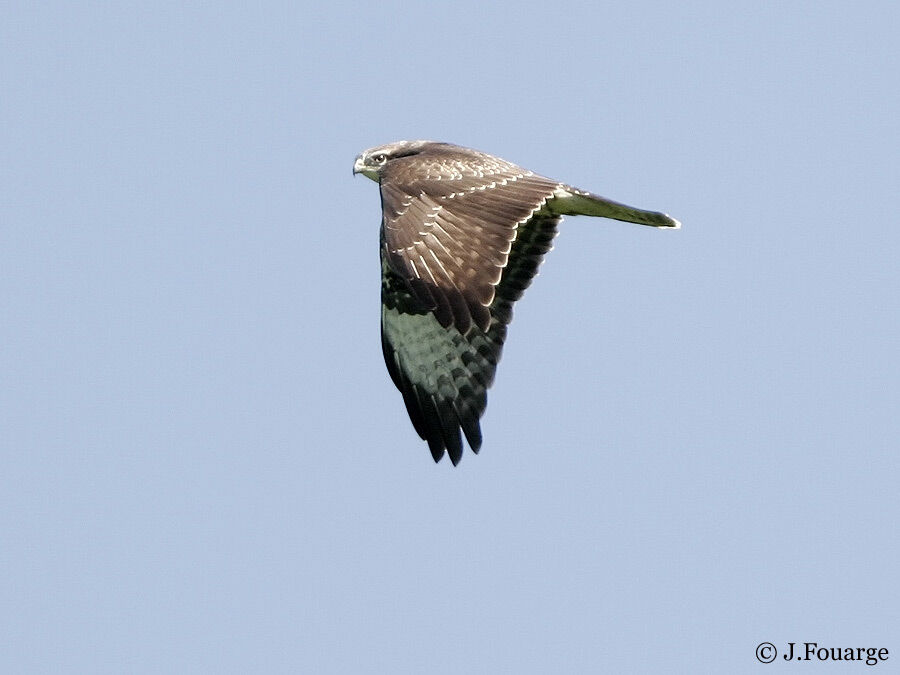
[{"left": 444, "top": 171, "right": 532, "bottom": 199}]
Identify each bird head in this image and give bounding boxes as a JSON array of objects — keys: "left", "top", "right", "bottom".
[{"left": 352, "top": 140, "right": 437, "bottom": 182}]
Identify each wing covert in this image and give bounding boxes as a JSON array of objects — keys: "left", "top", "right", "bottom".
[{"left": 379, "top": 154, "right": 561, "bottom": 334}]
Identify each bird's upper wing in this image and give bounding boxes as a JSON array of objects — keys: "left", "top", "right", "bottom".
[{"left": 379, "top": 151, "right": 562, "bottom": 334}]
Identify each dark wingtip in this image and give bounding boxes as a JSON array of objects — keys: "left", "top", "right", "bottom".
[
  {"left": 427, "top": 438, "right": 444, "bottom": 463},
  {"left": 466, "top": 427, "right": 482, "bottom": 454},
  {"left": 442, "top": 424, "right": 464, "bottom": 466}
]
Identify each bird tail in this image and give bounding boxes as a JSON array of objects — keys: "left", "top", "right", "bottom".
[{"left": 551, "top": 186, "right": 680, "bottom": 229}]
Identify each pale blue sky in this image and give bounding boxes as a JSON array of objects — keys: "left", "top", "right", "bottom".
[{"left": 1, "top": 2, "right": 898, "bottom": 673}]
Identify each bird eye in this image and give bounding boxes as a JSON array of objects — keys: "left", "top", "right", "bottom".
[{"left": 372, "top": 154, "right": 387, "bottom": 164}]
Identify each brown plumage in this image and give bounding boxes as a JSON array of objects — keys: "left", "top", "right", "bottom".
[{"left": 354, "top": 141, "right": 679, "bottom": 465}]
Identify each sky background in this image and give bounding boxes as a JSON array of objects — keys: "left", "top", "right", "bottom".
[{"left": 2, "top": 2, "right": 898, "bottom": 673}]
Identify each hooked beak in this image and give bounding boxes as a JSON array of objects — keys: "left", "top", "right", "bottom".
[{"left": 353, "top": 155, "right": 379, "bottom": 181}]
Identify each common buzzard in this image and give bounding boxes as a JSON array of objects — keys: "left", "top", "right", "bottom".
[{"left": 353, "top": 141, "right": 679, "bottom": 465}]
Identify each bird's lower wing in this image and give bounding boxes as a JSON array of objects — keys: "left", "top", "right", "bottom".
[
  {"left": 380, "top": 214, "right": 560, "bottom": 464},
  {"left": 381, "top": 264, "right": 502, "bottom": 464}
]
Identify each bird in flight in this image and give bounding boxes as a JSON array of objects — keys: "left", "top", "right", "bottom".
[{"left": 353, "top": 141, "right": 679, "bottom": 465}]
